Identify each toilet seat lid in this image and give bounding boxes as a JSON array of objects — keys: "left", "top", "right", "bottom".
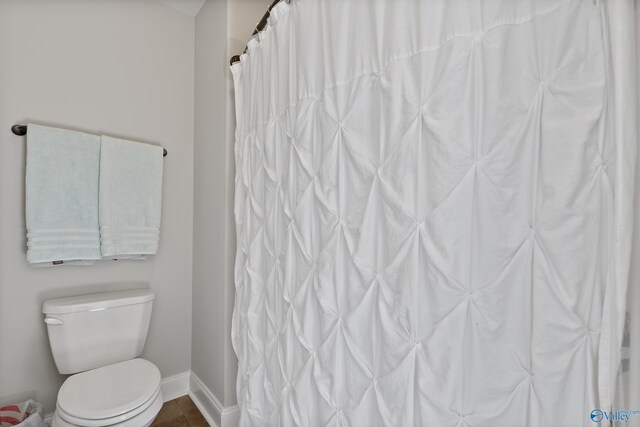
[{"left": 57, "top": 358, "right": 161, "bottom": 420}]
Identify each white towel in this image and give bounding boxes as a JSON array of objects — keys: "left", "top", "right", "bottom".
[
  {"left": 99, "top": 135, "right": 163, "bottom": 258},
  {"left": 26, "top": 124, "right": 101, "bottom": 266}
]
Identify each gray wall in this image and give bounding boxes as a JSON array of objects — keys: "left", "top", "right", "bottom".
[
  {"left": 193, "top": 0, "right": 229, "bottom": 407},
  {"left": 0, "top": 0, "right": 195, "bottom": 414},
  {"left": 192, "top": 0, "right": 272, "bottom": 412}
]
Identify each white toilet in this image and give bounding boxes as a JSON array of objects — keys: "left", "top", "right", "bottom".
[{"left": 43, "top": 289, "right": 163, "bottom": 427}]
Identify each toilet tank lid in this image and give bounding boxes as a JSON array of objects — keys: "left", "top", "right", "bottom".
[{"left": 42, "top": 289, "right": 154, "bottom": 314}]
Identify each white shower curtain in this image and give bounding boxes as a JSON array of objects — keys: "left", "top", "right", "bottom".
[{"left": 231, "top": 1, "right": 638, "bottom": 426}]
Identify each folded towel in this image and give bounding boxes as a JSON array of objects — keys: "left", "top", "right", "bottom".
[
  {"left": 26, "top": 124, "right": 102, "bottom": 266},
  {"left": 99, "top": 135, "right": 163, "bottom": 258}
]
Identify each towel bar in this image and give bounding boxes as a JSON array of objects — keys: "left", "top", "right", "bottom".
[{"left": 11, "top": 124, "right": 168, "bottom": 157}]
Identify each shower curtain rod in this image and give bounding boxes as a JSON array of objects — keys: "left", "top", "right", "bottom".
[
  {"left": 230, "top": 0, "right": 290, "bottom": 66},
  {"left": 11, "top": 124, "right": 168, "bottom": 157}
]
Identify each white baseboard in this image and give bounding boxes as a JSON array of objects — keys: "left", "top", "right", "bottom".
[
  {"left": 189, "top": 372, "right": 239, "bottom": 427},
  {"left": 161, "top": 370, "right": 191, "bottom": 401}
]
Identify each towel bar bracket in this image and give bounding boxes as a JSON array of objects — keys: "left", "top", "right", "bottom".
[
  {"left": 11, "top": 124, "right": 168, "bottom": 157},
  {"left": 11, "top": 124, "right": 26, "bottom": 136}
]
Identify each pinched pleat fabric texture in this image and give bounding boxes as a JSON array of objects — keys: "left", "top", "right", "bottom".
[{"left": 231, "top": 0, "right": 637, "bottom": 426}]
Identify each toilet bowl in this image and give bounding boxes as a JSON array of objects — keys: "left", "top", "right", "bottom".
[
  {"left": 43, "top": 290, "right": 163, "bottom": 427},
  {"left": 51, "top": 359, "right": 163, "bottom": 427}
]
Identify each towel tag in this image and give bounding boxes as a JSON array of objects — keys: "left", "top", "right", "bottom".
[{"left": 52, "top": 260, "right": 63, "bottom": 265}]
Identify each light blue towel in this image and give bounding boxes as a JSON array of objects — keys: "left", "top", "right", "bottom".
[
  {"left": 99, "top": 135, "right": 163, "bottom": 258},
  {"left": 26, "top": 124, "right": 102, "bottom": 266}
]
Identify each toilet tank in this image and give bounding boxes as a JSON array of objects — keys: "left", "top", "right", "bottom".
[{"left": 42, "top": 289, "right": 154, "bottom": 375}]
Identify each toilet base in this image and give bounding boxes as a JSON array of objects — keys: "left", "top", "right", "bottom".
[{"left": 51, "top": 387, "right": 163, "bottom": 427}]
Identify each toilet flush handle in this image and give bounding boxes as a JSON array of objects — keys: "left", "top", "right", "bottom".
[{"left": 44, "top": 317, "right": 63, "bottom": 325}]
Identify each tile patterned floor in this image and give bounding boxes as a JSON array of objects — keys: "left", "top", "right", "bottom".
[{"left": 151, "top": 395, "right": 209, "bottom": 427}]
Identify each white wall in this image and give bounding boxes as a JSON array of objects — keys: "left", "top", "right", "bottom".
[
  {"left": 0, "top": 0, "right": 195, "bottom": 414},
  {"left": 191, "top": 0, "right": 272, "bottom": 423}
]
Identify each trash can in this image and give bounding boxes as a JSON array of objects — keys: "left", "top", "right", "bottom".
[{"left": 0, "top": 400, "right": 46, "bottom": 427}]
